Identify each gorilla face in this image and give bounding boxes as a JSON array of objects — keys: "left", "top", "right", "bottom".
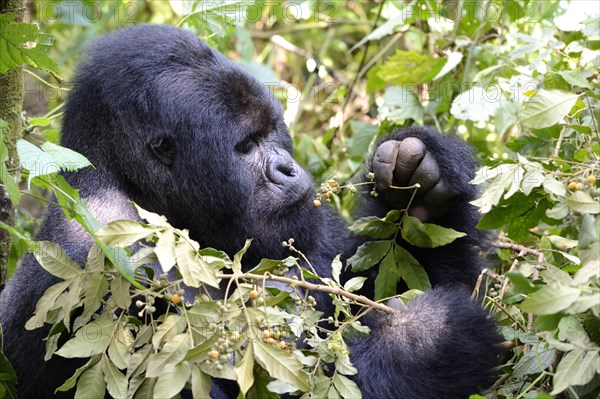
[{"left": 65, "top": 26, "right": 318, "bottom": 260}]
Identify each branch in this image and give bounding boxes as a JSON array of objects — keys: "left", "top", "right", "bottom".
[
  {"left": 494, "top": 241, "right": 546, "bottom": 263},
  {"left": 216, "top": 272, "right": 397, "bottom": 314}
]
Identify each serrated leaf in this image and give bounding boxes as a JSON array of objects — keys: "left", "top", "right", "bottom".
[
  {"left": 101, "top": 356, "right": 127, "bottom": 399},
  {"left": 566, "top": 191, "right": 600, "bottom": 214},
  {"left": 234, "top": 342, "right": 254, "bottom": 395},
  {"left": 33, "top": 241, "right": 81, "bottom": 279},
  {"left": 154, "top": 360, "right": 191, "bottom": 398},
  {"left": 378, "top": 86, "right": 424, "bottom": 124},
  {"left": 401, "top": 215, "right": 466, "bottom": 248},
  {"left": 56, "top": 319, "right": 114, "bottom": 358},
  {"left": 348, "top": 241, "right": 391, "bottom": 272},
  {"left": 74, "top": 361, "right": 105, "bottom": 399},
  {"left": 519, "top": 89, "right": 580, "bottom": 128},
  {"left": 253, "top": 340, "right": 310, "bottom": 392},
  {"left": 0, "top": 14, "right": 59, "bottom": 74},
  {"left": 520, "top": 285, "right": 580, "bottom": 315},
  {"left": 96, "top": 220, "right": 159, "bottom": 247}
]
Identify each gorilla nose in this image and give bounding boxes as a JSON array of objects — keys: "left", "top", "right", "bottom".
[{"left": 266, "top": 154, "right": 300, "bottom": 185}]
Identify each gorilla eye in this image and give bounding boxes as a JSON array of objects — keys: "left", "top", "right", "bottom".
[
  {"left": 236, "top": 135, "right": 258, "bottom": 154},
  {"left": 149, "top": 137, "right": 175, "bottom": 166}
]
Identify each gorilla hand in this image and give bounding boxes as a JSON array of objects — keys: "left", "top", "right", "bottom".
[{"left": 372, "top": 137, "right": 453, "bottom": 221}]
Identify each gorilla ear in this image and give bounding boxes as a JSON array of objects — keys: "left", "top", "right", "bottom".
[{"left": 149, "top": 137, "right": 175, "bottom": 166}]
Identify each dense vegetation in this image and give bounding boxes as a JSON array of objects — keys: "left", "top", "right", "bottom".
[{"left": 0, "top": 1, "right": 598, "bottom": 398}]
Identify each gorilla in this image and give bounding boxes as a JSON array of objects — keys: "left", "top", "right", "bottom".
[{"left": 0, "top": 25, "right": 498, "bottom": 398}]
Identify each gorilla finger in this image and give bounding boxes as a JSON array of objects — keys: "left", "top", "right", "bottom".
[
  {"left": 409, "top": 152, "right": 440, "bottom": 193},
  {"left": 393, "top": 137, "right": 426, "bottom": 186},
  {"left": 423, "top": 180, "right": 453, "bottom": 206},
  {"left": 373, "top": 141, "right": 401, "bottom": 191}
]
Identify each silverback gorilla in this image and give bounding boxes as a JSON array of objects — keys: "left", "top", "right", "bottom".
[{"left": 0, "top": 25, "right": 498, "bottom": 398}]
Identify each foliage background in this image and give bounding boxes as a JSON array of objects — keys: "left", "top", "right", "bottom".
[{"left": 0, "top": 0, "right": 599, "bottom": 398}]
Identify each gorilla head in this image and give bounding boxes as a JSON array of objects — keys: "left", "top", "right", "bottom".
[{"left": 61, "top": 25, "right": 318, "bottom": 262}]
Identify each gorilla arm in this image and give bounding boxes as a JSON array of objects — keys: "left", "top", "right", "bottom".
[{"left": 336, "top": 127, "right": 499, "bottom": 399}]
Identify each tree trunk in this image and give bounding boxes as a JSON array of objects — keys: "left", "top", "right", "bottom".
[{"left": 0, "top": 0, "right": 25, "bottom": 287}]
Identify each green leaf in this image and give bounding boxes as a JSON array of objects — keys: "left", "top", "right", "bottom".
[
  {"left": 175, "top": 239, "right": 220, "bottom": 288},
  {"left": 512, "top": 343, "right": 555, "bottom": 378},
  {"left": 253, "top": 340, "right": 310, "bottom": 392},
  {"left": 349, "top": 216, "right": 397, "bottom": 239},
  {"left": 0, "top": 130, "right": 20, "bottom": 205},
  {"left": 507, "top": 199, "right": 549, "bottom": 241},
  {"left": 343, "top": 277, "right": 366, "bottom": 293},
  {"left": 395, "top": 246, "right": 430, "bottom": 291},
  {"left": 520, "top": 285, "right": 580, "bottom": 315},
  {"left": 154, "top": 360, "right": 191, "bottom": 398},
  {"left": 56, "top": 355, "right": 101, "bottom": 393},
  {"left": 234, "top": 342, "right": 254, "bottom": 395},
  {"left": 332, "top": 255, "right": 342, "bottom": 284},
  {"left": 378, "top": 86, "right": 424, "bottom": 124},
  {"left": 74, "top": 361, "right": 106, "bottom": 399},
  {"left": 450, "top": 87, "right": 501, "bottom": 122},
  {"left": 155, "top": 230, "right": 176, "bottom": 272},
  {"left": 146, "top": 334, "right": 191, "bottom": 378},
  {"left": 151, "top": 315, "right": 186, "bottom": 349},
  {"left": 191, "top": 365, "right": 212, "bottom": 398},
  {"left": 552, "top": 349, "right": 599, "bottom": 394},
  {"left": 0, "top": 14, "right": 59, "bottom": 74},
  {"left": 33, "top": 241, "right": 81, "bottom": 279},
  {"left": 378, "top": 50, "right": 445, "bottom": 86},
  {"left": 101, "top": 356, "right": 127, "bottom": 399},
  {"left": 519, "top": 89, "right": 580, "bottom": 129},
  {"left": 25, "top": 280, "right": 70, "bottom": 330},
  {"left": 96, "top": 220, "right": 159, "bottom": 247},
  {"left": 333, "top": 373, "right": 362, "bottom": 399},
  {"left": 17, "top": 140, "right": 92, "bottom": 187},
  {"left": 347, "top": 241, "right": 391, "bottom": 272},
  {"left": 401, "top": 215, "right": 466, "bottom": 248},
  {"left": 542, "top": 175, "right": 566, "bottom": 197},
  {"left": 232, "top": 239, "right": 252, "bottom": 273},
  {"left": 110, "top": 277, "right": 131, "bottom": 310},
  {"left": 248, "top": 258, "right": 284, "bottom": 275},
  {"left": 374, "top": 250, "right": 401, "bottom": 300},
  {"left": 350, "top": 3, "right": 414, "bottom": 50},
  {"left": 506, "top": 272, "right": 539, "bottom": 295},
  {"left": 558, "top": 70, "right": 593, "bottom": 90},
  {"left": 566, "top": 191, "right": 600, "bottom": 214},
  {"left": 81, "top": 272, "right": 108, "bottom": 320},
  {"left": 56, "top": 319, "right": 114, "bottom": 358}
]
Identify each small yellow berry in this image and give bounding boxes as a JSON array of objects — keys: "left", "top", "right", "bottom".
[
  {"left": 313, "top": 199, "right": 322, "bottom": 207},
  {"left": 249, "top": 290, "right": 259, "bottom": 300},
  {"left": 279, "top": 341, "right": 286, "bottom": 349},
  {"left": 265, "top": 337, "right": 276, "bottom": 345},
  {"left": 575, "top": 182, "right": 582, "bottom": 190},
  {"left": 588, "top": 176, "right": 596, "bottom": 185},
  {"left": 209, "top": 350, "right": 219, "bottom": 359},
  {"left": 327, "top": 179, "right": 336, "bottom": 187},
  {"left": 171, "top": 293, "right": 181, "bottom": 304},
  {"left": 568, "top": 181, "right": 578, "bottom": 190},
  {"left": 262, "top": 330, "right": 271, "bottom": 339}
]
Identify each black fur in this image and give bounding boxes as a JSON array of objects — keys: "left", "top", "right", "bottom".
[{"left": 0, "top": 25, "right": 499, "bottom": 398}]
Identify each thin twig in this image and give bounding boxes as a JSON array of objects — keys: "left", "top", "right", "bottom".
[{"left": 216, "top": 272, "right": 397, "bottom": 313}]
